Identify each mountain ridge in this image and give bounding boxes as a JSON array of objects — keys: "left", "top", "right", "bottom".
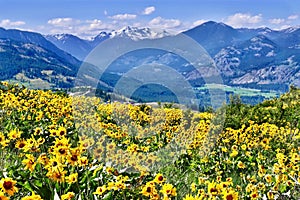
[{"left": 1, "top": 21, "right": 300, "bottom": 104}]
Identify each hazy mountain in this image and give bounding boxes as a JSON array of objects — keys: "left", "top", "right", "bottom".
[
  {"left": 2, "top": 22, "right": 300, "bottom": 104},
  {"left": 46, "top": 26, "right": 171, "bottom": 60},
  {"left": 45, "top": 34, "right": 91, "bottom": 60},
  {"left": 43, "top": 21, "right": 300, "bottom": 91},
  {"left": 0, "top": 27, "right": 79, "bottom": 66},
  {"left": 0, "top": 38, "right": 79, "bottom": 88},
  {"left": 183, "top": 21, "right": 241, "bottom": 55}
]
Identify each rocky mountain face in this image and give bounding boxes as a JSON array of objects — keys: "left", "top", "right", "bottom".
[
  {"left": 46, "top": 26, "right": 171, "bottom": 60},
  {"left": 44, "top": 21, "right": 300, "bottom": 91},
  {"left": 1, "top": 22, "right": 300, "bottom": 103},
  {"left": 0, "top": 38, "right": 80, "bottom": 88},
  {"left": 0, "top": 28, "right": 83, "bottom": 88},
  {"left": 45, "top": 34, "right": 92, "bottom": 61}
]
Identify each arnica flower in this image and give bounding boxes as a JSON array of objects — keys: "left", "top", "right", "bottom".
[
  {"left": 37, "top": 153, "right": 49, "bottom": 166},
  {"left": 142, "top": 182, "right": 158, "bottom": 198},
  {"left": 226, "top": 177, "right": 233, "bottom": 183},
  {"left": 0, "top": 177, "right": 18, "bottom": 196},
  {"left": 237, "top": 161, "right": 246, "bottom": 169},
  {"left": 190, "top": 183, "right": 197, "bottom": 192},
  {"left": 241, "top": 144, "right": 247, "bottom": 151},
  {"left": 67, "top": 149, "right": 80, "bottom": 166},
  {"left": 93, "top": 186, "right": 107, "bottom": 196},
  {"left": 264, "top": 174, "right": 272, "bottom": 183},
  {"left": 57, "top": 126, "right": 67, "bottom": 137},
  {"left": 250, "top": 191, "right": 259, "bottom": 199},
  {"left": 207, "top": 181, "right": 219, "bottom": 196},
  {"left": 0, "top": 191, "right": 9, "bottom": 200},
  {"left": 161, "top": 183, "right": 177, "bottom": 196},
  {"left": 8, "top": 128, "right": 22, "bottom": 140},
  {"left": 222, "top": 189, "right": 238, "bottom": 200},
  {"left": 107, "top": 182, "right": 118, "bottom": 191},
  {"left": 34, "top": 127, "right": 42, "bottom": 136},
  {"left": 267, "top": 191, "right": 274, "bottom": 199},
  {"left": 231, "top": 145, "right": 238, "bottom": 151},
  {"left": 183, "top": 194, "right": 200, "bottom": 200},
  {"left": 115, "top": 181, "right": 126, "bottom": 190},
  {"left": 22, "top": 154, "right": 36, "bottom": 172},
  {"left": 0, "top": 132, "right": 9, "bottom": 148},
  {"left": 154, "top": 173, "right": 164, "bottom": 184},
  {"left": 79, "top": 156, "right": 88, "bottom": 166},
  {"left": 54, "top": 146, "right": 69, "bottom": 158},
  {"left": 230, "top": 150, "right": 238, "bottom": 158},
  {"left": 46, "top": 169, "right": 67, "bottom": 183},
  {"left": 15, "top": 139, "right": 27, "bottom": 150},
  {"left": 66, "top": 173, "right": 78, "bottom": 184},
  {"left": 61, "top": 192, "right": 75, "bottom": 200}
]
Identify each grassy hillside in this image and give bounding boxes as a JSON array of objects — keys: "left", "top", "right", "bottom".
[{"left": 0, "top": 82, "right": 299, "bottom": 199}]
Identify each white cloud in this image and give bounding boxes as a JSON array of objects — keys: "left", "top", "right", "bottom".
[
  {"left": 86, "top": 19, "right": 102, "bottom": 29},
  {"left": 269, "top": 18, "right": 285, "bottom": 24},
  {"left": 149, "top": 17, "right": 181, "bottom": 29},
  {"left": 288, "top": 15, "right": 298, "bottom": 20},
  {"left": 47, "top": 18, "right": 80, "bottom": 27},
  {"left": 193, "top": 20, "right": 207, "bottom": 27},
  {"left": 226, "top": 13, "right": 262, "bottom": 28},
  {"left": 45, "top": 17, "right": 125, "bottom": 39},
  {"left": 104, "top": 10, "right": 108, "bottom": 16},
  {"left": 142, "top": 6, "right": 155, "bottom": 15},
  {"left": 0, "top": 19, "right": 25, "bottom": 27},
  {"left": 279, "top": 25, "right": 292, "bottom": 30},
  {"left": 109, "top": 14, "right": 137, "bottom": 20}
]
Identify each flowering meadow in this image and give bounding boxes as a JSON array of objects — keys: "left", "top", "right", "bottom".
[{"left": 0, "top": 81, "right": 299, "bottom": 199}]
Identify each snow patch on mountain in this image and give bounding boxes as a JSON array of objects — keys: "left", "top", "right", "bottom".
[
  {"left": 214, "top": 47, "right": 242, "bottom": 76},
  {"left": 266, "top": 50, "right": 276, "bottom": 57},
  {"left": 22, "top": 43, "right": 46, "bottom": 53},
  {"left": 109, "top": 26, "right": 171, "bottom": 41}
]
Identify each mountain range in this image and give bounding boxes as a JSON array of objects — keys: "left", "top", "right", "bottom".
[
  {"left": 1, "top": 21, "right": 300, "bottom": 104},
  {"left": 45, "top": 26, "right": 171, "bottom": 60}
]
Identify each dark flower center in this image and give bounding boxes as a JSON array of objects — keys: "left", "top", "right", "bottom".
[
  {"left": 71, "top": 155, "right": 78, "bottom": 161},
  {"left": 3, "top": 181, "right": 13, "bottom": 190},
  {"left": 59, "top": 149, "right": 66, "bottom": 154}
]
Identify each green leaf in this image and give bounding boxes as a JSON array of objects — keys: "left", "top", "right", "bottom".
[
  {"left": 102, "top": 191, "right": 113, "bottom": 200},
  {"left": 33, "top": 180, "right": 43, "bottom": 188},
  {"left": 19, "top": 181, "right": 33, "bottom": 192}
]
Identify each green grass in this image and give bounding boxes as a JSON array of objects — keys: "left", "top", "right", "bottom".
[{"left": 196, "top": 84, "right": 279, "bottom": 98}]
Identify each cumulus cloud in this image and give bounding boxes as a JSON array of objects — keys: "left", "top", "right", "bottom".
[
  {"left": 149, "top": 17, "right": 181, "bottom": 29},
  {"left": 193, "top": 20, "right": 207, "bottom": 27},
  {"left": 45, "top": 17, "right": 124, "bottom": 39},
  {"left": 142, "top": 6, "right": 155, "bottom": 15},
  {"left": 0, "top": 19, "right": 25, "bottom": 27},
  {"left": 109, "top": 14, "right": 137, "bottom": 20},
  {"left": 226, "top": 13, "right": 262, "bottom": 28},
  {"left": 279, "top": 25, "right": 292, "bottom": 30},
  {"left": 288, "top": 15, "right": 298, "bottom": 20},
  {"left": 86, "top": 19, "right": 103, "bottom": 29},
  {"left": 269, "top": 18, "right": 285, "bottom": 24},
  {"left": 47, "top": 18, "right": 80, "bottom": 27}
]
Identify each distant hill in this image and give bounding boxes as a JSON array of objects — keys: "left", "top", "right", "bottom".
[
  {"left": 0, "top": 38, "right": 79, "bottom": 88},
  {"left": 43, "top": 22, "right": 300, "bottom": 91},
  {"left": 2, "top": 22, "right": 300, "bottom": 105}
]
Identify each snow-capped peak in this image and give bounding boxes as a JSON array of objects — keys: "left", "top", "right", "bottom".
[
  {"left": 282, "top": 26, "right": 300, "bottom": 33},
  {"left": 257, "top": 27, "right": 273, "bottom": 35},
  {"left": 109, "top": 26, "right": 171, "bottom": 41},
  {"left": 50, "top": 34, "right": 70, "bottom": 40}
]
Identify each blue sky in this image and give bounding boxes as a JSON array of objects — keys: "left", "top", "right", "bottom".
[{"left": 0, "top": 0, "right": 299, "bottom": 38}]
